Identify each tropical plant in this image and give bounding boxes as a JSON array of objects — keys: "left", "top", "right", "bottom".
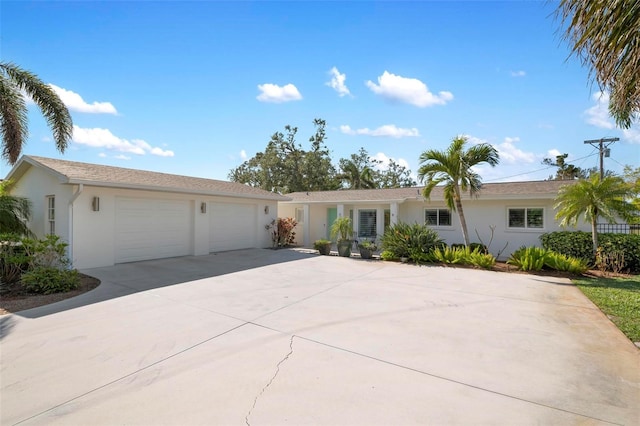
[
  {"left": 337, "top": 148, "right": 378, "bottom": 189},
  {"left": 357, "top": 240, "right": 378, "bottom": 251},
  {"left": 0, "top": 233, "right": 28, "bottom": 292},
  {"left": 313, "top": 239, "right": 332, "bottom": 255},
  {"left": 0, "top": 180, "right": 33, "bottom": 236},
  {"left": 418, "top": 135, "right": 499, "bottom": 246},
  {"left": 542, "top": 153, "right": 586, "bottom": 180},
  {"left": 380, "top": 222, "right": 443, "bottom": 260},
  {"left": 556, "top": 0, "right": 640, "bottom": 128},
  {"left": 467, "top": 250, "right": 496, "bottom": 270},
  {"left": 380, "top": 250, "right": 397, "bottom": 261},
  {"left": 554, "top": 175, "right": 638, "bottom": 254},
  {"left": 330, "top": 216, "right": 353, "bottom": 242},
  {"left": 507, "top": 246, "right": 549, "bottom": 272},
  {"left": 21, "top": 266, "right": 80, "bottom": 294},
  {"left": 0, "top": 61, "right": 73, "bottom": 165},
  {"left": 544, "top": 251, "right": 590, "bottom": 275},
  {"left": 265, "top": 217, "right": 297, "bottom": 247}
]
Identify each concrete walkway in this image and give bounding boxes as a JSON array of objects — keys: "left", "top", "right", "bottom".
[{"left": 1, "top": 249, "right": 638, "bottom": 425}]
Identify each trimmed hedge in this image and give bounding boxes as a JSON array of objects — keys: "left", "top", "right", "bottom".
[{"left": 540, "top": 231, "right": 640, "bottom": 273}]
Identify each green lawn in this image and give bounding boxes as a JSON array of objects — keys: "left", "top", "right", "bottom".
[{"left": 573, "top": 276, "right": 640, "bottom": 343}]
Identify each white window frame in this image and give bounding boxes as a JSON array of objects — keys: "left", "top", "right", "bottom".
[
  {"left": 424, "top": 208, "right": 452, "bottom": 227},
  {"left": 295, "top": 207, "right": 304, "bottom": 223},
  {"left": 46, "top": 195, "right": 55, "bottom": 235},
  {"left": 507, "top": 207, "right": 545, "bottom": 230}
]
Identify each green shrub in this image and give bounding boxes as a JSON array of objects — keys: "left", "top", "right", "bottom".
[
  {"left": 21, "top": 266, "right": 80, "bottom": 294},
  {"left": 432, "top": 246, "right": 465, "bottom": 264},
  {"left": 0, "top": 233, "right": 29, "bottom": 291},
  {"left": 544, "top": 251, "right": 589, "bottom": 275},
  {"left": 468, "top": 250, "right": 496, "bottom": 269},
  {"left": 407, "top": 247, "right": 436, "bottom": 264},
  {"left": 21, "top": 234, "right": 71, "bottom": 269},
  {"left": 381, "top": 222, "right": 443, "bottom": 259},
  {"left": 507, "top": 246, "right": 549, "bottom": 271},
  {"left": 380, "top": 250, "right": 397, "bottom": 261},
  {"left": 541, "top": 231, "right": 640, "bottom": 273}
]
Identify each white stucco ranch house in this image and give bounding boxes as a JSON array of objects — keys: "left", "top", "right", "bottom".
[
  {"left": 278, "top": 180, "right": 591, "bottom": 259},
  {"left": 7, "top": 155, "right": 289, "bottom": 269}
]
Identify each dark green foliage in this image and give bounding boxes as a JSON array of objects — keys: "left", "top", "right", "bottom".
[
  {"left": 0, "top": 233, "right": 28, "bottom": 292},
  {"left": 21, "top": 266, "right": 80, "bottom": 294},
  {"left": 544, "top": 251, "right": 590, "bottom": 274},
  {"left": 381, "top": 222, "right": 444, "bottom": 260},
  {"left": 507, "top": 246, "right": 549, "bottom": 272},
  {"left": 541, "top": 231, "right": 640, "bottom": 273}
]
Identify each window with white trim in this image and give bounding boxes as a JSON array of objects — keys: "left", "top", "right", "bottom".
[
  {"left": 46, "top": 195, "right": 55, "bottom": 235},
  {"left": 425, "top": 208, "right": 451, "bottom": 226},
  {"left": 358, "top": 209, "right": 377, "bottom": 238},
  {"left": 295, "top": 208, "right": 304, "bottom": 223},
  {"left": 508, "top": 208, "right": 544, "bottom": 229}
]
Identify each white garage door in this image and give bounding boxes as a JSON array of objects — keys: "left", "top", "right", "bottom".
[
  {"left": 115, "top": 198, "right": 192, "bottom": 263},
  {"left": 210, "top": 203, "right": 257, "bottom": 252}
]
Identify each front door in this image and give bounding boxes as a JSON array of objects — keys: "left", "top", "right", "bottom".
[{"left": 327, "top": 208, "right": 337, "bottom": 239}]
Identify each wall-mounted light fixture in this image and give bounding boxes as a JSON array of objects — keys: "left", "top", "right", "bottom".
[
  {"left": 264, "top": 205, "right": 270, "bottom": 215},
  {"left": 92, "top": 196, "right": 100, "bottom": 212},
  {"left": 201, "top": 202, "right": 207, "bottom": 214}
]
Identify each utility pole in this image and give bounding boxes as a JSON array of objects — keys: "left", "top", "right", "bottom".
[{"left": 584, "top": 137, "right": 619, "bottom": 179}]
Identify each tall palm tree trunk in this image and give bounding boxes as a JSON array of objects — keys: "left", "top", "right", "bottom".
[
  {"left": 591, "top": 217, "right": 599, "bottom": 255},
  {"left": 454, "top": 187, "right": 470, "bottom": 246}
]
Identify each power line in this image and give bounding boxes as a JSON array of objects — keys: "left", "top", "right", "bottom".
[{"left": 484, "top": 152, "right": 599, "bottom": 182}]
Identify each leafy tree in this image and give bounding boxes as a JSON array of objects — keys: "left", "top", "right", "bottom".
[
  {"left": 228, "top": 119, "right": 339, "bottom": 193},
  {"left": 337, "top": 148, "right": 379, "bottom": 189},
  {"left": 0, "top": 61, "right": 73, "bottom": 165},
  {"left": 556, "top": 0, "right": 640, "bottom": 128},
  {"left": 542, "top": 153, "right": 586, "bottom": 180},
  {"left": 417, "top": 135, "right": 499, "bottom": 246},
  {"left": 378, "top": 159, "right": 417, "bottom": 188},
  {"left": 554, "top": 175, "right": 638, "bottom": 254},
  {"left": 623, "top": 165, "right": 640, "bottom": 217},
  {"left": 0, "top": 180, "right": 33, "bottom": 236}
]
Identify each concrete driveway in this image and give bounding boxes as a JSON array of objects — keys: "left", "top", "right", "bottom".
[{"left": 1, "top": 249, "right": 638, "bottom": 425}]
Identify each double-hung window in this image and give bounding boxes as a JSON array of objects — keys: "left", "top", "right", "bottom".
[
  {"left": 508, "top": 208, "right": 544, "bottom": 229},
  {"left": 425, "top": 208, "right": 451, "bottom": 227},
  {"left": 46, "top": 195, "right": 55, "bottom": 235}
]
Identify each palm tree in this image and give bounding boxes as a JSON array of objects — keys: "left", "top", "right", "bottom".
[
  {"left": 0, "top": 61, "right": 73, "bottom": 165},
  {"left": 338, "top": 160, "right": 376, "bottom": 189},
  {"left": 0, "top": 180, "right": 32, "bottom": 236},
  {"left": 417, "top": 136, "right": 499, "bottom": 246},
  {"left": 554, "top": 174, "right": 638, "bottom": 254},
  {"left": 556, "top": 0, "right": 640, "bottom": 128}
]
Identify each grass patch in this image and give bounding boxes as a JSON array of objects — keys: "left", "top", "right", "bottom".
[{"left": 573, "top": 276, "right": 640, "bottom": 343}]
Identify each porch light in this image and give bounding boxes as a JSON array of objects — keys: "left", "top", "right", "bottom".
[
  {"left": 201, "top": 202, "right": 207, "bottom": 214},
  {"left": 264, "top": 205, "right": 269, "bottom": 214},
  {"left": 92, "top": 197, "right": 100, "bottom": 212}
]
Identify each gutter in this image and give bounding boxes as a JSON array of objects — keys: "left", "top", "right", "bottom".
[{"left": 68, "top": 184, "right": 83, "bottom": 267}]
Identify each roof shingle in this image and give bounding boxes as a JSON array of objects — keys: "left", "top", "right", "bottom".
[{"left": 21, "top": 156, "right": 289, "bottom": 201}]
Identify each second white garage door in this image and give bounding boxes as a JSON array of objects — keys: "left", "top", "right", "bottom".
[
  {"left": 210, "top": 202, "right": 257, "bottom": 252},
  {"left": 115, "top": 198, "right": 192, "bottom": 263}
]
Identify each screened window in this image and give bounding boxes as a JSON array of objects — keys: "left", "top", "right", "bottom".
[
  {"left": 508, "top": 208, "right": 544, "bottom": 229},
  {"left": 358, "top": 209, "right": 377, "bottom": 238},
  {"left": 425, "top": 209, "right": 451, "bottom": 226},
  {"left": 47, "top": 195, "right": 55, "bottom": 235}
]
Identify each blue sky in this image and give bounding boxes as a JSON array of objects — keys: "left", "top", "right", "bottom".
[{"left": 2, "top": 1, "right": 638, "bottom": 185}]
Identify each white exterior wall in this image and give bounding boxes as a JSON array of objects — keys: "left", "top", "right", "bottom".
[
  {"left": 13, "top": 167, "right": 278, "bottom": 269},
  {"left": 281, "top": 197, "right": 591, "bottom": 260},
  {"left": 10, "top": 166, "right": 73, "bottom": 242}
]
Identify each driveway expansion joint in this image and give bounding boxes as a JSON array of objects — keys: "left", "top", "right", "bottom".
[{"left": 245, "top": 334, "right": 296, "bottom": 426}]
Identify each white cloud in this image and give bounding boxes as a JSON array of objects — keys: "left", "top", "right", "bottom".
[
  {"left": 365, "top": 71, "right": 453, "bottom": 107},
  {"left": 256, "top": 83, "right": 302, "bottom": 103},
  {"left": 585, "top": 91, "right": 615, "bottom": 129},
  {"left": 72, "top": 125, "right": 174, "bottom": 157},
  {"left": 495, "top": 136, "right": 536, "bottom": 164},
  {"left": 340, "top": 124, "right": 420, "bottom": 138},
  {"left": 510, "top": 70, "right": 526, "bottom": 77},
  {"left": 622, "top": 128, "right": 640, "bottom": 144},
  {"left": 372, "top": 152, "right": 411, "bottom": 171},
  {"left": 326, "top": 67, "right": 350, "bottom": 97},
  {"left": 98, "top": 153, "right": 107, "bottom": 158},
  {"left": 115, "top": 154, "right": 131, "bottom": 160},
  {"left": 49, "top": 84, "right": 117, "bottom": 114},
  {"left": 240, "top": 149, "right": 247, "bottom": 160},
  {"left": 547, "top": 148, "right": 562, "bottom": 158}
]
